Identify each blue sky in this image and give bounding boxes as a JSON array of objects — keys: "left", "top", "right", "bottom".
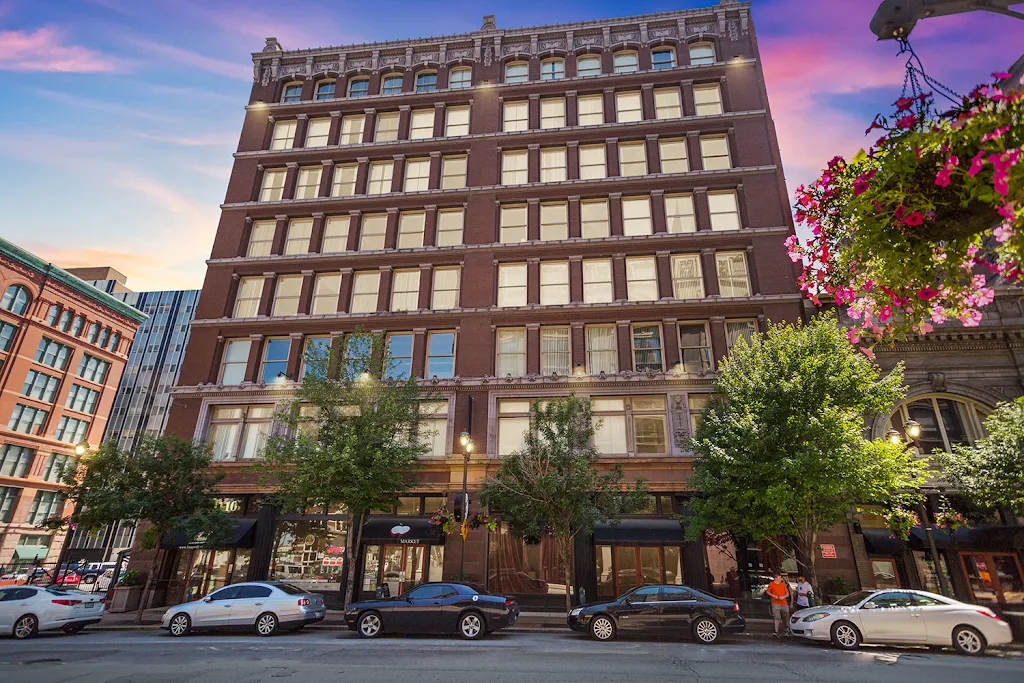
[{"left": 0, "top": 0, "right": 1019, "bottom": 290}]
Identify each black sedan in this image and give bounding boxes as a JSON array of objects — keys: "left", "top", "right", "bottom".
[
  {"left": 567, "top": 584, "right": 745, "bottom": 643},
  {"left": 345, "top": 583, "right": 519, "bottom": 639}
]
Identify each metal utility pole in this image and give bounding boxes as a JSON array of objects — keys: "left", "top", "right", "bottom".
[{"left": 458, "top": 396, "right": 474, "bottom": 580}]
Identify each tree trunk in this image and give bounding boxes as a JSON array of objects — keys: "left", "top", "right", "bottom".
[
  {"left": 797, "top": 529, "right": 819, "bottom": 603},
  {"left": 558, "top": 536, "right": 573, "bottom": 613},
  {"left": 135, "top": 549, "right": 161, "bottom": 625},
  {"left": 343, "top": 511, "right": 364, "bottom": 610}
]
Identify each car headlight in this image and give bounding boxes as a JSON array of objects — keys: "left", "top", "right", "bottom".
[
  {"left": 802, "top": 612, "right": 830, "bottom": 622},
  {"left": 569, "top": 608, "right": 583, "bottom": 617}
]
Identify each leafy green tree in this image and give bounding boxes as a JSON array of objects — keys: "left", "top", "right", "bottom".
[
  {"left": 940, "top": 397, "right": 1024, "bottom": 514},
  {"left": 258, "top": 331, "right": 427, "bottom": 609},
  {"left": 480, "top": 395, "right": 649, "bottom": 611},
  {"left": 685, "top": 313, "right": 928, "bottom": 593},
  {"left": 57, "top": 436, "right": 233, "bottom": 624}
]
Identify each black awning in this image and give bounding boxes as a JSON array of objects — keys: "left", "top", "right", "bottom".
[
  {"left": 594, "top": 518, "right": 686, "bottom": 546},
  {"left": 360, "top": 517, "right": 444, "bottom": 545},
  {"left": 161, "top": 518, "right": 257, "bottom": 550},
  {"left": 860, "top": 528, "right": 907, "bottom": 556},
  {"left": 909, "top": 525, "right": 1024, "bottom": 551}
]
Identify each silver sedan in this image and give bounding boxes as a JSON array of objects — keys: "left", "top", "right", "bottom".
[
  {"left": 790, "top": 588, "right": 1013, "bottom": 655},
  {"left": 160, "top": 582, "right": 325, "bottom": 637}
]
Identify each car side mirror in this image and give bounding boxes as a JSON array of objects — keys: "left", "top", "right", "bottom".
[
  {"left": 203, "top": 596, "right": 213, "bottom": 603},
  {"left": 862, "top": 602, "right": 876, "bottom": 610},
  {"left": 623, "top": 598, "right": 632, "bottom": 606}
]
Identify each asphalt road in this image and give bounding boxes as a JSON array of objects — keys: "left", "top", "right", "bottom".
[{"left": 0, "top": 629, "right": 1021, "bottom": 683}]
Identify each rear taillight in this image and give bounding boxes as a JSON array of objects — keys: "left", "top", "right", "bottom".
[
  {"left": 298, "top": 598, "right": 311, "bottom": 607},
  {"left": 52, "top": 599, "right": 82, "bottom": 606},
  {"left": 732, "top": 602, "right": 740, "bottom": 612},
  {"left": 977, "top": 609, "right": 1004, "bottom": 621},
  {"left": 505, "top": 598, "right": 516, "bottom": 608}
]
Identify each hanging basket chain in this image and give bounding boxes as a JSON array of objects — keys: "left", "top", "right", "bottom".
[{"left": 896, "top": 37, "right": 962, "bottom": 109}]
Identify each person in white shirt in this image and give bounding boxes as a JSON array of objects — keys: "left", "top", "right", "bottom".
[{"left": 795, "top": 575, "right": 814, "bottom": 608}]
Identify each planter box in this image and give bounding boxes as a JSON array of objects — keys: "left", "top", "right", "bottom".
[{"left": 109, "top": 585, "right": 142, "bottom": 613}]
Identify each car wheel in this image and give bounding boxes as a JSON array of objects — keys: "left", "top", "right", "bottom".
[
  {"left": 81, "top": 575, "right": 96, "bottom": 585},
  {"left": 830, "top": 621, "right": 862, "bottom": 650},
  {"left": 458, "top": 611, "right": 484, "bottom": 640},
  {"left": 13, "top": 615, "right": 39, "bottom": 640},
  {"left": 952, "top": 625, "right": 986, "bottom": 656},
  {"left": 62, "top": 623, "right": 87, "bottom": 634},
  {"left": 358, "top": 611, "right": 384, "bottom": 638},
  {"left": 693, "top": 617, "right": 720, "bottom": 644},
  {"left": 168, "top": 613, "right": 192, "bottom": 637},
  {"left": 590, "top": 615, "right": 616, "bottom": 642},
  {"left": 255, "top": 612, "right": 279, "bottom": 637}
]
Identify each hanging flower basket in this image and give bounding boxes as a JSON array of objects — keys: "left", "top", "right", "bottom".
[
  {"left": 789, "top": 73, "right": 1023, "bottom": 348},
  {"left": 935, "top": 509, "right": 969, "bottom": 531},
  {"left": 429, "top": 507, "right": 456, "bottom": 535},
  {"left": 469, "top": 513, "right": 498, "bottom": 532},
  {"left": 883, "top": 507, "right": 920, "bottom": 541}
]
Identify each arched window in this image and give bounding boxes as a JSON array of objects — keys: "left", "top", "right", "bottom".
[
  {"left": 651, "top": 47, "right": 676, "bottom": 69},
  {"left": 347, "top": 77, "right": 369, "bottom": 97},
  {"left": 415, "top": 71, "right": 437, "bottom": 92},
  {"left": 0, "top": 285, "right": 30, "bottom": 315},
  {"left": 689, "top": 42, "right": 716, "bottom": 66},
  {"left": 281, "top": 82, "right": 303, "bottom": 103},
  {"left": 381, "top": 73, "right": 404, "bottom": 95},
  {"left": 46, "top": 304, "right": 60, "bottom": 326},
  {"left": 314, "top": 80, "right": 336, "bottom": 100},
  {"left": 577, "top": 55, "right": 601, "bottom": 77},
  {"left": 449, "top": 67, "right": 472, "bottom": 89},
  {"left": 540, "top": 58, "right": 565, "bottom": 80},
  {"left": 109, "top": 331, "right": 121, "bottom": 352},
  {"left": 887, "top": 395, "right": 988, "bottom": 454},
  {"left": 504, "top": 61, "right": 529, "bottom": 84},
  {"left": 613, "top": 50, "right": 639, "bottom": 74},
  {"left": 98, "top": 327, "right": 111, "bottom": 348},
  {"left": 70, "top": 315, "right": 85, "bottom": 336},
  {"left": 58, "top": 309, "right": 72, "bottom": 332},
  {"left": 87, "top": 322, "right": 100, "bottom": 343}
]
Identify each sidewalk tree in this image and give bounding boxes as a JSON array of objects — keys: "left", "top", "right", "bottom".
[
  {"left": 480, "top": 395, "right": 649, "bottom": 612},
  {"left": 684, "top": 313, "right": 928, "bottom": 594},
  {"left": 258, "top": 331, "right": 427, "bottom": 609}
]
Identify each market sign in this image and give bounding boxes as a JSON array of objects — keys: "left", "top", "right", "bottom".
[{"left": 820, "top": 543, "right": 837, "bottom": 559}]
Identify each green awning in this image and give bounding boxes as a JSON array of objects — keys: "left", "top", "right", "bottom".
[{"left": 14, "top": 545, "right": 49, "bottom": 561}]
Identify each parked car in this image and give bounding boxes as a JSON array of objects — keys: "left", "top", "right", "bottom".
[
  {"left": 0, "top": 585, "right": 105, "bottom": 639},
  {"left": 160, "top": 582, "right": 325, "bottom": 637},
  {"left": 345, "top": 582, "right": 519, "bottom": 639},
  {"left": 567, "top": 584, "right": 745, "bottom": 643},
  {"left": 789, "top": 588, "right": 1013, "bottom": 655},
  {"left": 78, "top": 562, "right": 117, "bottom": 586}
]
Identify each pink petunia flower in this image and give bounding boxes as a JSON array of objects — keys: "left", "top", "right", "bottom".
[
  {"left": 916, "top": 287, "right": 938, "bottom": 301},
  {"left": 990, "top": 149, "right": 1021, "bottom": 198},
  {"left": 859, "top": 347, "right": 876, "bottom": 361},
  {"left": 994, "top": 224, "right": 1014, "bottom": 243},
  {"left": 968, "top": 150, "right": 987, "bottom": 177},
  {"left": 959, "top": 309, "right": 983, "bottom": 327},
  {"left": 981, "top": 126, "right": 1011, "bottom": 143},
  {"left": 897, "top": 113, "right": 918, "bottom": 129},
  {"left": 993, "top": 71, "right": 1011, "bottom": 80},
  {"left": 997, "top": 202, "right": 1017, "bottom": 221},
  {"left": 904, "top": 211, "right": 925, "bottom": 227}
]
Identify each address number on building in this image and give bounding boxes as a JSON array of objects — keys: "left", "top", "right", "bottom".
[{"left": 820, "top": 543, "right": 837, "bottom": 559}]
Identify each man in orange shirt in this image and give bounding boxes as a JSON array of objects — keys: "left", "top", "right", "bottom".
[{"left": 766, "top": 572, "right": 792, "bottom": 637}]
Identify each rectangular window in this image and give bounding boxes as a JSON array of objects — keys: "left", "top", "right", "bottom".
[
  {"left": 591, "top": 398, "right": 627, "bottom": 454},
  {"left": 343, "top": 333, "right": 373, "bottom": 379},
  {"left": 260, "top": 338, "right": 291, "bottom": 383},
  {"left": 540, "top": 261, "right": 570, "bottom": 305},
  {"left": 404, "top": 157, "right": 430, "bottom": 192},
  {"left": 716, "top": 252, "right": 751, "bottom": 297},
  {"left": 726, "top": 320, "right": 757, "bottom": 353},
  {"left": 540, "top": 97, "right": 565, "bottom": 129},
  {"left": 28, "top": 491, "right": 63, "bottom": 525},
  {"left": 340, "top": 114, "right": 365, "bottom": 144},
  {"left": 390, "top": 269, "right": 421, "bottom": 311},
  {"left": 693, "top": 83, "right": 723, "bottom": 116},
  {"left": 271, "top": 120, "right": 297, "bottom": 150},
  {"left": 629, "top": 396, "right": 669, "bottom": 453},
  {"left": 578, "top": 94, "right": 604, "bottom": 125},
  {"left": 496, "top": 328, "right": 526, "bottom": 376},
  {"left": 375, "top": 112, "right": 400, "bottom": 141},
  {"left": 441, "top": 155, "right": 467, "bottom": 189},
  {"left": 77, "top": 354, "right": 111, "bottom": 383},
  {"left": 359, "top": 213, "right": 388, "bottom": 250},
  {"left": 577, "top": 55, "right": 602, "bottom": 76},
  {"left": 626, "top": 256, "right": 658, "bottom": 301},
  {"left": 0, "top": 487, "right": 20, "bottom": 523},
  {"left": 367, "top": 161, "right": 394, "bottom": 195},
  {"left": 541, "top": 327, "right": 570, "bottom": 375},
  {"left": 209, "top": 405, "right": 274, "bottom": 462},
  {"left": 311, "top": 273, "right": 342, "bottom": 315},
  {"left": 322, "top": 216, "right": 350, "bottom": 252},
  {"left": 386, "top": 332, "right": 413, "bottom": 380},
  {"left": 445, "top": 105, "right": 470, "bottom": 136},
  {"left": 272, "top": 275, "right": 303, "bottom": 316},
  {"left": 247, "top": 220, "right": 275, "bottom": 257},
  {"left": 500, "top": 205, "right": 528, "bottom": 243},
  {"left": 305, "top": 117, "right": 331, "bottom": 147},
  {"left": 618, "top": 141, "right": 647, "bottom": 176},
  {"left": 579, "top": 144, "right": 606, "bottom": 179},
  {"left": 426, "top": 331, "right": 455, "bottom": 378},
  {"left": 284, "top": 218, "right": 313, "bottom": 255},
  {"left": 397, "top": 211, "right": 425, "bottom": 248},
  {"left": 586, "top": 325, "right": 617, "bottom": 375},
  {"left": 432, "top": 267, "right": 460, "bottom": 309},
  {"left": 540, "top": 147, "right": 566, "bottom": 182},
  {"left": 700, "top": 134, "right": 731, "bottom": 170},
  {"left": 581, "top": 199, "right": 610, "bottom": 238},
  {"left": 497, "top": 400, "right": 531, "bottom": 455},
  {"left": 615, "top": 91, "right": 642, "bottom": 123},
  {"left": 583, "top": 259, "right": 613, "bottom": 303},
  {"left": 419, "top": 402, "right": 448, "bottom": 457},
  {"left": 0, "top": 321, "right": 17, "bottom": 352},
  {"left": 631, "top": 325, "right": 664, "bottom": 372},
  {"left": 503, "top": 100, "right": 529, "bottom": 132},
  {"left": 621, "top": 196, "right": 652, "bottom": 236},
  {"left": 665, "top": 194, "right": 696, "bottom": 233},
  {"left": 502, "top": 150, "right": 528, "bottom": 185},
  {"left": 54, "top": 415, "right": 89, "bottom": 443},
  {"left": 540, "top": 202, "right": 568, "bottom": 241},
  {"left": 8, "top": 404, "right": 48, "bottom": 435},
  {"left": 659, "top": 138, "right": 689, "bottom": 173},
  {"left": 671, "top": 254, "right": 704, "bottom": 299},
  {"left": 497, "top": 263, "right": 527, "bottom": 307},
  {"left": 220, "top": 339, "right": 252, "bottom": 384},
  {"left": 409, "top": 109, "right": 434, "bottom": 139},
  {"left": 21, "top": 369, "right": 60, "bottom": 402},
  {"left": 260, "top": 169, "right": 286, "bottom": 201},
  {"left": 350, "top": 271, "right": 381, "bottom": 313},
  {"left": 42, "top": 453, "right": 72, "bottom": 483},
  {"left": 654, "top": 87, "right": 682, "bottom": 119},
  {"left": 0, "top": 445, "right": 33, "bottom": 478},
  {"left": 66, "top": 384, "right": 100, "bottom": 413},
  {"left": 436, "top": 209, "right": 464, "bottom": 246},
  {"left": 331, "top": 163, "right": 358, "bottom": 197},
  {"left": 294, "top": 166, "right": 322, "bottom": 199},
  {"left": 708, "top": 190, "right": 741, "bottom": 231},
  {"left": 679, "top": 322, "right": 712, "bottom": 374},
  {"left": 34, "top": 338, "right": 72, "bottom": 370}
]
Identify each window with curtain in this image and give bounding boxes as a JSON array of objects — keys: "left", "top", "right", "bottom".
[
  {"left": 498, "top": 263, "right": 528, "bottom": 307},
  {"left": 689, "top": 43, "right": 716, "bottom": 65},
  {"left": 631, "top": 324, "right": 664, "bottom": 372},
  {"left": 247, "top": 220, "right": 275, "bottom": 257},
  {"left": 381, "top": 73, "right": 403, "bottom": 95},
  {"left": 441, "top": 155, "right": 467, "bottom": 189},
  {"left": 579, "top": 144, "right": 606, "bottom": 179},
  {"left": 219, "top": 339, "right": 252, "bottom": 384},
  {"left": 615, "top": 91, "right": 643, "bottom": 122},
  {"left": 496, "top": 329, "right": 527, "bottom": 377},
  {"left": 272, "top": 275, "right": 303, "bottom": 316},
  {"left": 350, "top": 272, "right": 381, "bottom": 313},
  {"left": 577, "top": 55, "right": 602, "bottom": 77},
  {"left": 284, "top": 219, "right": 313, "bottom": 255},
  {"left": 419, "top": 402, "right": 449, "bottom": 457},
  {"left": 626, "top": 256, "right": 658, "bottom": 301},
  {"left": 260, "top": 338, "right": 291, "bottom": 383},
  {"left": 540, "top": 147, "right": 567, "bottom": 182},
  {"left": 234, "top": 277, "right": 263, "bottom": 317},
  {"left": 716, "top": 252, "right": 751, "bottom": 297},
  {"left": 445, "top": 105, "right": 470, "bottom": 135},
  {"left": 410, "top": 109, "right": 435, "bottom": 139},
  {"left": 305, "top": 117, "right": 331, "bottom": 146},
  {"left": 613, "top": 51, "right": 639, "bottom": 73},
  {"left": 679, "top": 323, "right": 712, "bottom": 374},
  {"left": 654, "top": 87, "right": 681, "bottom": 119},
  {"left": 502, "top": 150, "right": 528, "bottom": 185},
  {"left": 505, "top": 61, "right": 529, "bottom": 83},
  {"left": 366, "top": 161, "right": 394, "bottom": 195},
  {"left": 436, "top": 209, "right": 464, "bottom": 246},
  {"left": 541, "top": 327, "right": 570, "bottom": 375},
  {"left": 390, "top": 269, "right": 421, "bottom": 311},
  {"left": 359, "top": 214, "right": 388, "bottom": 250},
  {"left": 397, "top": 211, "right": 426, "bottom": 248},
  {"left": 404, "top": 158, "right": 430, "bottom": 192},
  {"left": 665, "top": 194, "right": 696, "bottom": 233},
  {"left": 583, "top": 259, "right": 613, "bottom": 303},
  {"left": 432, "top": 267, "right": 460, "bottom": 309},
  {"left": 500, "top": 205, "right": 528, "bottom": 243},
  {"left": 540, "top": 261, "right": 570, "bottom": 305},
  {"left": 700, "top": 134, "right": 731, "bottom": 170},
  {"left": 708, "top": 191, "right": 741, "bottom": 230},
  {"left": 375, "top": 112, "right": 400, "bottom": 141},
  {"left": 581, "top": 199, "right": 610, "bottom": 238},
  {"left": 578, "top": 93, "right": 603, "bottom": 124},
  {"left": 209, "top": 405, "right": 274, "bottom": 461},
  {"left": 332, "top": 163, "right": 358, "bottom": 197},
  {"left": 618, "top": 141, "right": 647, "bottom": 176},
  {"left": 725, "top": 320, "right": 757, "bottom": 354},
  {"left": 259, "top": 169, "right": 286, "bottom": 201},
  {"left": 340, "top": 114, "right": 365, "bottom": 144},
  {"left": 322, "top": 216, "right": 350, "bottom": 252},
  {"left": 671, "top": 254, "right": 704, "bottom": 299},
  {"left": 540, "top": 203, "right": 568, "bottom": 241},
  {"left": 621, "top": 196, "right": 652, "bottom": 235},
  {"left": 503, "top": 100, "right": 529, "bottom": 132},
  {"left": 540, "top": 97, "right": 565, "bottom": 128},
  {"left": 694, "top": 83, "right": 723, "bottom": 115},
  {"left": 659, "top": 138, "right": 689, "bottom": 173},
  {"left": 270, "top": 120, "right": 297, "bottom": 150},
  {"left": 586, "top": 325, "right": 617, "bottom": 374},
  {"left": 311, "top": 273, "right": 341, "bottom": 315}
]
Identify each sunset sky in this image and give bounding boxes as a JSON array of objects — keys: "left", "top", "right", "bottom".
[{"left": 0, "top": 0, "right": 1019, "bottom": 291}]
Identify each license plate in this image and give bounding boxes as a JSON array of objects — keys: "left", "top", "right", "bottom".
[{"left": 315, "top": 611, "right": 323, "bottom": 618}]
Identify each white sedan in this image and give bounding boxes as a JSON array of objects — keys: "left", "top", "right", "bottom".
[
  {"left": 790, "top": 588, "right": 1013, "bottom": 655},
  {"left": 160, "top": 581, "right": 325, "bottom": 637},
  {"left": 0, "top": 585, "right": 105, "bottom": 639}
]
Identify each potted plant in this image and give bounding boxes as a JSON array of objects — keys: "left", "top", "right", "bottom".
[{"left": 109, "top": 568, "right": 143, "bottom": 613}]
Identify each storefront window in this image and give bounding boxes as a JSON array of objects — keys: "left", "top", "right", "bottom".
[
  {"left": 489, "top": 524, "right": 566, "bottom": 594},
  {"left": 363, "top": 545, "right": 381, "bottom": 592},
  {"left": 596, "top": 544, "right": 683, "bottom": 597},
  {"left": 269, "top": 519, "right": 349, "bottom": 591},
  {"left": 361, "top": 542, "right": 442, "bottom": 597},
  {"left": 169, "top": 548, "right": 250, "bottom": 603},
  {"left": 913, "top": 549, "right": 951, "bottom": 596}
]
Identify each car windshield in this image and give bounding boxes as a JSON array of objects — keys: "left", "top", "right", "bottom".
[
  {"left": 273, "top": 583, "right": 310, "bottom": 595},
  {"left": 832, "top": 590, "right": 875, "bottom": 607}
]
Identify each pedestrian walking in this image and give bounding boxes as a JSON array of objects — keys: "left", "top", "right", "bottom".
[
  {"left": 766, "top": 572, "right": 791, "bottom": 637},
  {"left": 795, "top": 575, "right": 814, "bottom": 608}
]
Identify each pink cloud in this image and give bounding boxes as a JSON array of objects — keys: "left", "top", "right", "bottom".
[
  {"left": 121, "top": 35, "right": 251, "bottom": 81},
  {"left": 0, "top": 26, "right": 119, "bottom": 72}
]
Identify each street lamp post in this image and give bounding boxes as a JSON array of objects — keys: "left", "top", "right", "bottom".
[{"left": 458, "top": 396, "right": 475, "bottom": 581}]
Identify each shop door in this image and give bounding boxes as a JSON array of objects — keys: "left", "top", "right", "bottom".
[
  {"left": 381, "top": 545, "right": 426, "bottom": 597},
  {"left": 962, "top": 553, "right": 1024, "bottom": 606}
]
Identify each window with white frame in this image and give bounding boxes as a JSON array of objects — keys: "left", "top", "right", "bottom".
[
  {"left": 426, "top": 331, "right": 455, "bottom": 378},
  {"left": 436, "top": 208, "right": 464, "bottom": 246},
  {"left": 419, "top": 401, "right": 449, "bottom": 456},
  {"left": 505, "top": 61, "right": 529, "bottom": 83},
  {"left": 347, "top": 77, "right": 369, "bottom": 97},
  {"left": 497, "top": 399, "right": 534, "bottom": 455},
  {"left": 219, "top": 339, "right": 252, "bottom": 384},
  {"left": 700, "top": 134, "right": 731, "bottom": 170},
  {"left": 34, "top": 338, "right": 71, "bottom": 370},
  {"left": 540, "top": 261, "right": 570, "bottom": 305},
  {"left": 332, "top": 163, "right": 358, "bottom": 196},
  {"left": 496, "top": 329, "right": 526, "bottom": 376},
  {"left": 621, "top": 196, "right": 652, "bottom": 235},
  {"left": 247, "top": 220, "right": 275, "bottom": 257},
  {"left": 613, "top": 50, "right": 639, "bottom": 73},
  {"left": 314, "top": 80, "right": 336, "bottom": 100},
  {"left": 708, "top": 190, "right": 741, "bottom": 230},
  {"left": 689, "top": 42, "right": 716, "bottom": 65},
  {"left": 716, "top": 251, "right": 751, "bottom": 297},
  {"left": 390, "top": 269, "right": 421, "bottom": 311},
  {"left": 652, "top": 47, "right": 676, "bottom": 69},
  {"left": 410, "top": 109, "right": 435, "bottom": 139},
  {"left": 312, "top": 273, "right": 341, "bottom": 315},
  {"left": 577, "top": 93, "right": 604, "bottom": 125},
  {"left": 445, "top": 105, "right": 470, "bottom": 135},
  {"left": 671, "top": 254, "right": 704, "bottom": 299},
  {"left": 497, "top": 263, "right": 527, "bottom": 307},
  {"left": 678, "top": 322, "right": 712, "bottom": 374},
  {"left": 594, "top": 396, "right": 668, "bottom": 454},
  {"left": 659, "top": 138, "right": 689, "bottom": 173},
  {"left": 725, "top": 320, "right": 757, "bottom": 353},
  {"left": 367, "top": 161, "right": 394, "bottom": 194},
  {"left": 340, "top": 114, "right": 365, "bottom": 144},
  {"left": 500, "top": 205, "right": 527, "bottom": 243},
  {"left": 583, "top": 259, "right": 613, "bottom": 303},
  {"left": 350, "top": 271, "right": 381, "bottom": 313},
  {"left": 385, "top": 332, "right": 413, "bottom": 379},
  {"left": 539, "top": 97, "right": 565, "bottom": 129},
  {"left": 381, "top": 73, "right": 403, "bottom": 95},
  {"left": 615, "top": 91, "right": 643, "bottom": 122},
  {"left": 359, "top": 213, "right": 387, "bottom": 250},
  {"left": 305, "top": 117, "right": 331, "bottom": 147},
  {"left": 375, "top": 112, "right": 400, "bottom": 141},
  {"left": 322, "top": 215, "right": 350, "bottom": 252},
  {"left": 415, "top": 71, "right": 437, "bottom": 92},
  {"left": 631, "top": 325, "right": 664, "bottom": 373},
  {"left": 77, "top": 354, "right": 110, "bottom": 383},
  {"left": 626, "top": 256, "right": 659, "bottom": 301},
  {"left": 654, "top": 87, "right": 682, "bottom": 119},
  {"left": 0, "top": 444, "right": 33, "bottom": 478},
  {"left": 260, "top": 169, "right": 286, "bottom": 201},
  {"left": 441, "top": 155, "right": 467, "bottom": 189},
  {"left": 502, "top": 150, "right": 528, "bottom": 185},
  {"left": 55, "top": 415, "right": 89, "bottom": 443},
  {"left": 21, "top": 369, "right": 59, "bottom": 402},
  {"left": 503, "top": 100, "right": 529, "bottom": 132},
  {"left": 540, "top": 147, "right": 567, "bottom": 182},
  {"left": 281, "top": 83, "right": 302, "bottom": 103},
  {"left": 887, "top": 395, "right": 989, "bottom": 454},
  {"left": 234, "top": 277, "right": 263, "bottom": 317},
  {"left": 694, "top": 83, "right": 723, "bottom": 116},
  {"left": 284, "top": 218, "right": 313, "bottom": 254},
  {"left": 301, "top": 336, "right": 331, "bottom": 379},
  {"left": 541, "top": 327, "right": 570, "bottom": 375},
  {"left": 577, "top": 54, "right": 602, "bottom": 77},
  {"left": 540, "top": 202, "right": 568, "bottom": 241},
  {"left": 449, "top": 67, "right": 472, "bottom": 89},
  {"left": 618, "top": 141, "right": 647, "bottom": 176},
  {"left": 46, "top": 304, "right": 59, "bottom": 326},
  {"left": 404, "top": 157, "right": 430, "bottom": 192},
  {"left": 432, "top": 267, "right": 460, "bottom": 309},
  {"left": 579, "top": 144, "right": 606, "bottom": 179},
  {"left": 586, "top": 325, "right": 617, "bottom": 374},
  {"left": 209, "top": 405, "right": 275, "bottom": 461},
  {"left": 397, "top": 211, "right": 425, "bottom": 248},
  {"left": 8, "top": 404, "right": 47, "bottom": 435},
  {"left": 271, "top": 120, "right": 297, "bottom": 150},
  {"left": 0, "top": 321, "right": 17, "bottom": 352},
  {"left": 581, "top": 199, "right": 610, "bottom": 238},
  {"left": 260, "top": 337, "right": 290, "bottom": 383},
  {"left": 540, "top": 58, "right": 565, "bottom": 80},
  {"left": 665, "top": 194, "right": 696, "bottom": 233},
  {"left": 272, "top": 275, "right": 303, "bottom": 316}
]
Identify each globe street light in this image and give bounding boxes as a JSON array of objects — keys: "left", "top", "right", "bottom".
[
  {"left": 74, "top": 442, "right": 90, "bottom": 457},
  {"left": 886, "top": 429, "right": 903, "bottom": 446},
  {"left": 903, "top": 419, "right": 922, "bottom": 440}
]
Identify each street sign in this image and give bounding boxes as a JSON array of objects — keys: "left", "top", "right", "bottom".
[
  {"left": 461, "top": 519, "right": 469, "bottom": 542},
  {"left": 820, "top": 543, "right": 837, "bottom": 559}
]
